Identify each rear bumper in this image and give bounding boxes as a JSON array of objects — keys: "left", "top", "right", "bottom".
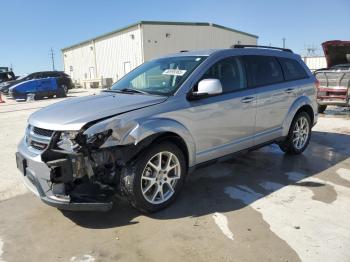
[
  {"left": 317, "top": 99, "right": 350, "bottom": 106},
  {"left": 16, "top": 139, "right": 113, "bottom": 211},
  {"left": 317, "top": 87, "right": 349, "bottom": 106}
]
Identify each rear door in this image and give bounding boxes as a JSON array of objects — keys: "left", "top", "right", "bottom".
[{"left": 242, "top": 55, "right": 292, "bottom": 145}]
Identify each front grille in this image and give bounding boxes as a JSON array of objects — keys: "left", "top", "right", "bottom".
[
  {"left": 33, "top": 126, "right": 54, "bottom": 137},
  {"left": 30, "top": 141, "right": 48, "bottom": 151},
  {"left": 27, "top": 125, "right": 55, "bottom": 152}
]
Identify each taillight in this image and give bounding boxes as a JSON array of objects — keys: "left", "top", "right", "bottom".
[
  {"left": 315, "top": 79, "right": 320, "bottom": 90},
  {"left": 314, "top": 79, "right": 320, "bottom": 94}
]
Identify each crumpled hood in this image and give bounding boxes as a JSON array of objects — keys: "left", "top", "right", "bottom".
[
  {"left": 322, "top": 40, "right": 350, "bottom": 68},
  {"left": 29, "top": 92, "right": 167, "bottom": 131}
]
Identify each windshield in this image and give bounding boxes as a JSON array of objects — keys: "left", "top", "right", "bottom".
[{"left": 110, "top": 56, "right": 206, "bottom": 95}]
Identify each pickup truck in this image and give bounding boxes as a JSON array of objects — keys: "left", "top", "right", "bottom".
[
  {"left": 0, "top": 68, "right": 16, "bottom": 84},
  {"left": 315, "top": 40, "right": 350, "bottom": 113}
]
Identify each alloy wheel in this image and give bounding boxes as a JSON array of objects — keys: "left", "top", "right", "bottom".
[
  {"left": 292, "top": 116, "right": 309, "bottom": 150},
  {"left": 141, "top": 151, "right": 181, "bottom": 204}
]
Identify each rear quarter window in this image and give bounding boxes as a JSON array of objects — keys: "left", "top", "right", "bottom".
[
  {"left": 278, "top": 57, "right": 308, "bottom": 81},
  {"left": 243, "top": 55, "right": 284, "bottom": 87}
]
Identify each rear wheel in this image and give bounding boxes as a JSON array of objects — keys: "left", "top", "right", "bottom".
[
  {"left": 57, "top": 84, "right": 68, "bottom": 98},
  {"left": 318, "top": 105, "right": 327, "bottom": 114},
  {"left": 279, "top": 111, "right": 312, "bottom": 154},
  {"left": 120, "top": 142, "right": 187, "bottom": 213}
]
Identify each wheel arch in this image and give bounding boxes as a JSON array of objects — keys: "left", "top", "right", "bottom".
[
  {"left": 85, "top": 117, "right": 197, "bottom": 167},
  {"left": 146, "top": 131, "right": 190, "bottom": 168},
  {"left": 282, "top": 96, "right": 316, "bottom": 136},
  {"left": 127, "top": 118, "right": 196, "bottom": 167}
]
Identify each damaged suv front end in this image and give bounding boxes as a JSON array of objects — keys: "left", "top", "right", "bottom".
[
  {"left": 16, "top": 106, "right": 161, "bottom": 211},
  {"left": 16, "top": 55, "right": 205, "bottom": 211},
  {"left": 15, "top": 87, "right": 173, "bottom": 211}
]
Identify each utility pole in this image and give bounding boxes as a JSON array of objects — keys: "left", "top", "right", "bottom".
[
  {"left": 50, "top": 48, "right": 55, "bottom": 71},
  {"left": 282, "top": 37, "right": 286, "bottom": 48}
]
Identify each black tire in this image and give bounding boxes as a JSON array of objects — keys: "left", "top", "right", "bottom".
[
  {"left": 279, "top": 111, "right": 312, "bottom": 155},
  {"left": 57, "top": 85, "right": 67, "bottom": 98},
  {"left": 120, "top": 142, "right": 187, "bottom": 213},
  {"left": 318, "top": 105, "right": 327, "bottom": 114}
]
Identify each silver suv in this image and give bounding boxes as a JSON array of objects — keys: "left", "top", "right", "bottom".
[{"left": 16, "top": 46, "right": 318, "bottom": 212}]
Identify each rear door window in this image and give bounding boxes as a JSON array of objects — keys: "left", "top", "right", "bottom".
[
  {"left": 278, "top": 57, "right": 308, "bottom": 81},
  {"left": 243, "top": 55, "right": 283, "bottom": 87}
]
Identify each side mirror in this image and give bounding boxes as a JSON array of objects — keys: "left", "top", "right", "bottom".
[{"left": 188, "top": 79, "right": 222, "bottom": 100}]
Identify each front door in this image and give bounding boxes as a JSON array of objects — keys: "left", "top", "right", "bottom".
[{"left": 180, "top": 56, "right": 257, "bottom": 164}]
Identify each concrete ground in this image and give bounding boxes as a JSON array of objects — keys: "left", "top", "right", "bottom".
[{"left": 0, "top": 93, "right": 350, "bottom": 262}]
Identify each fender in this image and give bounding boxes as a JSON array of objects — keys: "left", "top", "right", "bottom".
[
  {"left": 282, "top": 95, "right": 316, "bottom": 136},
  {"left": 83, "top": 116, "right": 197, "bottom": 167}
]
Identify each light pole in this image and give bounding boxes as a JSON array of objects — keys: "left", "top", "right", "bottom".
[{"left": 50, "top": 48, "right": 55, "bottom": 71}]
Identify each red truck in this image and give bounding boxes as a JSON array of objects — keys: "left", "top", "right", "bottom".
[{"left": 315, "top": 40, "right": 350, "bottom": 113}]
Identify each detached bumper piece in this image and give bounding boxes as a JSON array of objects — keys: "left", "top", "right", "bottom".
[
  {"left": 41, "top": 196, "right": 113, "bottom": 212},
  {"left": 16, "top": 152, "right": 114, "bottom": 212}
]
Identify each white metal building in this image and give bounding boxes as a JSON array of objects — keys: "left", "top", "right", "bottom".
[
  {"left": 302, "top": 56, "right": 327, "bottom": 71},
  {"left": 61, "top": 21, "right": 258, "bottom": 87}
]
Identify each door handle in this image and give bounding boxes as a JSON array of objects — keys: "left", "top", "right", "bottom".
[
  {"left": 284, "top": 88, "right": 294, "bottom": 94},
  {"left": 241, "top": 96, "right": 254, "bottom": 103}
]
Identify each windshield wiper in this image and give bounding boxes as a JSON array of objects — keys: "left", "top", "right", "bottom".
[{"left": 119, "top": 88, "right": 149, "bottom": 95}]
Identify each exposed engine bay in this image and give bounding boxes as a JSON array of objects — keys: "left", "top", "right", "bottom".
[{"left": 36, "top": 126, "right": 153, "bottom": 206}]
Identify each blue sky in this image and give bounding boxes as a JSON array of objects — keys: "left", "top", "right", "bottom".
[{"left": 1, "top": 0, "right": 349, "bottom": 75}]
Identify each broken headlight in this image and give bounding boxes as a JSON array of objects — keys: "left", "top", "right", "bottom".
[
  {"left": 57, "top": 131, "right": 80, "bottom": 151},
  {"left": 85, "top": 129, "right": 113, "bottom": 148},
  {"left": 56, "top": 130, "right": 113, "bottom": 151}
]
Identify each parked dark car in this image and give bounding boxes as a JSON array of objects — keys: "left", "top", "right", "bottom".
[
  {"left": 9, "top": 77, "right": 68, "bottom": 100},
  {"left": 0, "top": 71, "right": 74, "bottom": 94},
  {"left": 315, "top": 40, "right": 350, "bottom": 113}
]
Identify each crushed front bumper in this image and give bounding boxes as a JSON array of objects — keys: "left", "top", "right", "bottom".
[{"left": 16, "top": 139, "right": 113, "bottom": 211}]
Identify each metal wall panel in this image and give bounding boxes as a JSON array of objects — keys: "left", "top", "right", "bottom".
[
  {"left": 142, "top": 24, "right": 258, "bottom": 61},
  {"left": 94, "top": 26, "right": 142, "bottom": 82},
  {"left": 63, "top": 26, "right": 142, "bottom": 84},
  {"left": 302, "top": 56, "right": 327, "bottom": 72},
  {"left": 62, "top": 42, "right": 95, "bottom": 84}
]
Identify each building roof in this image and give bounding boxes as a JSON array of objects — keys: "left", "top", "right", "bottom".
[{"left": 61, "top": 20, "right": 259, "bottom": 51}]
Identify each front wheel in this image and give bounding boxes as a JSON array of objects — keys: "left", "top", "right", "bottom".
[
  {"left": 279, "top": 111, "right": 312, "bottom": 154},
  {"left": 120, "top": 142, "right": 187, "bottom": 213}
]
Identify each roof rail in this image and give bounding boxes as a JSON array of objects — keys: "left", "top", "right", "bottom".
[{"left": 233, "top": 44, "right": 293, "bottom": 53}]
